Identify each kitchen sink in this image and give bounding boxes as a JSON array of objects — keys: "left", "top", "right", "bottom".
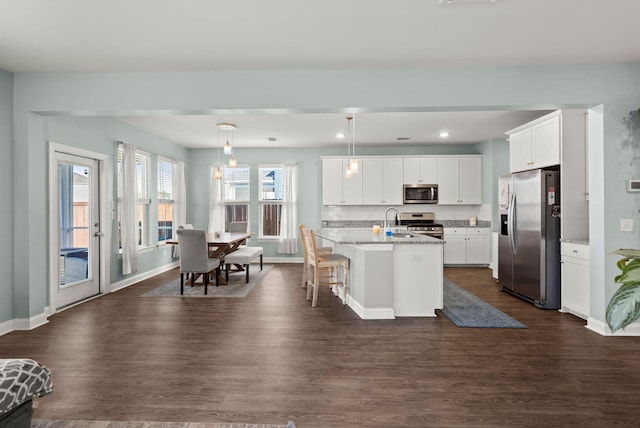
[{"left": 391, "top": 232, "right": 414, "bottom": 238}]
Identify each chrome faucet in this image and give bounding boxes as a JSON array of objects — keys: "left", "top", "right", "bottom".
[{"left": 384, "top": 207, "right": 399, "bottom": 230}]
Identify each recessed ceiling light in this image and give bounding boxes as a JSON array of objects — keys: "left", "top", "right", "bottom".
[
  {"left": 396, "top": 137, "right": 411, "bottom": 141},
  {"left": 439, "top": 131, "right": 450, "bottom": 138},
  {"left": 336, "top": 132, "right": 346, "bottom": 139},
  {"left": 268, "top": 137, "right": 277, "bottom": 142}
]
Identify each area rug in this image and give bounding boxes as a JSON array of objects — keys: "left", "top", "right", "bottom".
[
  {"left": 140, "top": 265, "right": 272, "bottom": 298},
  {"left": 441, "top": 278, "right": 527, "bottom": 328},
  {"left": 32, "top": 420, "right": 296, "bottom": 428}
]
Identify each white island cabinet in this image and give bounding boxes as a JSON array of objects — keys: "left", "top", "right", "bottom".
[{"left": 316, "top": 228, "right": 444, "bottom": 319}]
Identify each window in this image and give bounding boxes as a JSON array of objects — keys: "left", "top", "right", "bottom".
[
  {"left": 157, "top": 158, "right": 175, "bottom": 243},
  {"left": 118, "top": 147, "right": 150, "bottom": 248},
  {"left": 222, "top": 165, "right": 250, "bottom": 231},
  {"left": 259, "top": 165, "right": 284, "bottom": 239}
]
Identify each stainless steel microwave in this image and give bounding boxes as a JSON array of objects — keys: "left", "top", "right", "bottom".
[{"left": 403, "top": 184, "right": 438, "bottom": 204}]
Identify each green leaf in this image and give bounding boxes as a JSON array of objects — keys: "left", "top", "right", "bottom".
[
  {"left": 611, "top": 248, "right": 640, "bottom": 259},
  {"left": 616, "top": 260, "right": 640, "bottom": 285},
  {"left": 606, "top": 283, "right": 640, "bottom": 332},
  {"left": 617, "top": 258, "right": 629, "bottom": 272}
]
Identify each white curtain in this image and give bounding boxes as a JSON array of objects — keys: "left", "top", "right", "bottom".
[
  {"left": 208, "top": 166, "right": 224, "bottom": 233},
  {"left": 119, "top": 142, "right": 138, "bottom": 275},
  {"left": 278, "top": 163, "right": 298, "bottom": 254},
  {"left": 171, "top": 161, "right": 186, "bottom": 258}
]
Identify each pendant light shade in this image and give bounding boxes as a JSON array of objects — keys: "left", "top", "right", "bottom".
[
  {"left": 214, "top": 166, "right": 223, "bottom": 180},
  {"left": 216, "top": 122, "right": 238, "bottom": 173},
  {"left": 349, "top": 157, "right": 359, "bottom": 174},
  {"left": 349, "top": 113, "right": 358, "bottom": 173},
  {"left": 345, "top": 164, "right": 353, "bottom": 178},
  {"left": 345, "top": 115, "right": 358, "bottom": 176}
]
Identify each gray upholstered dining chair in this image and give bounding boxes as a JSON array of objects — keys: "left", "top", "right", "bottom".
[{"left": 176, "top": 229, "right": 221, "bottom": 295}]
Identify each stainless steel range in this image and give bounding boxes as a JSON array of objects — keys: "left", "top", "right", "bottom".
[{"left": 398, "top": 212, "right": 444, "bottom": 240}]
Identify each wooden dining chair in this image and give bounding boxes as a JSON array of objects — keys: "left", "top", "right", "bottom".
[
  {"left": 299, "top": 224, "right": 333, "bottom": 289},
  {"left": 176, "top": 229, "right": 221, "bottom": 295},
  {"left": 303, "top": 227, "right": 349, "bottom": 307}
]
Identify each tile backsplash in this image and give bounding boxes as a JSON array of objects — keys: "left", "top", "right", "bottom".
[{"left": 322, "top": 204, "right": 491, "bottom": 222}]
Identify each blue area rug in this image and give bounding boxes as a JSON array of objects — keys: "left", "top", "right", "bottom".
[
  {"left": 140, "top": 265, "right": 272, "bottom": 298},
  {"left": 442, "top": 278, "right": 527, "bottom": 328}
]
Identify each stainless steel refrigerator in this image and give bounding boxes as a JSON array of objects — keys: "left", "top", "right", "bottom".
[{"left": 498, "top": 169, "right": 561, "bottom": 309}]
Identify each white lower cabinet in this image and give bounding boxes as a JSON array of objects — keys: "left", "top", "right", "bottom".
[
  {"left": 443, "top": 228, "right": 467, "bottom": 264},
  {"left": 561, "top": 242, "right": 590, "bottom": 320},
  {"left": 443, "top": 227, "right": 490, "bottom": 265}
]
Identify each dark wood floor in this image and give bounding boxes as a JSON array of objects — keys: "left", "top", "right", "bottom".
[{"left": 2, "top": 265, "right": 640, "bottom": 427}]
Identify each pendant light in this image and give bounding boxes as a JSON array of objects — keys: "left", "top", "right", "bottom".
[
  {"left": 345, "top": 116, "right": 353, "bottom": 178},
  {"left": 349, "top": 113, "right": 358, "bottom": 174},
  {"left": 217, "top": 122, "right": 237, "bottom": 166},
  {"left": 214, "top": 124, "right": 223, "bottom": 180}
]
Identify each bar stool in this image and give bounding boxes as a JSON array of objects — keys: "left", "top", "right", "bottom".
[
  {"left": 302, "top": 227, "right": 349, "bottom": 307},
  {"left": 299, "top": 224, "right": 333, "bottom": 289}
]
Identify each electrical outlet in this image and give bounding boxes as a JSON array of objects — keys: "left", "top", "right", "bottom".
[{"left": 620, "top": 219, "right": 634, "bottom": 232}]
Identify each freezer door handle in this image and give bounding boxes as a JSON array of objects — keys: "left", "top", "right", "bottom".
[{"left": 508, "top": 191, "right": 517, "bottom": 255}]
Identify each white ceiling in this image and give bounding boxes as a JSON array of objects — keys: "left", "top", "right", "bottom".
[
  {"left": 118, "top": 110, "right": 552, "bottom": 148},
  {"left": 2, "top": 0, "right": 637, "bottom": 147}
]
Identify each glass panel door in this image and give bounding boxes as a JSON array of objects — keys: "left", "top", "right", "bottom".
[{"left": 55, "top": 153, "right": 101, "bottom": 308}]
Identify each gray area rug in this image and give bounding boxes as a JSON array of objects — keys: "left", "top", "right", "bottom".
[
  {"left": 442, "top": 278, "right": 527, "bottom": 328},
  {"left": 32, "top": 421, "right": 296, "bottom": 428},
  {"left": 140, "top": 265, "right": 272, "bottom": 298}
]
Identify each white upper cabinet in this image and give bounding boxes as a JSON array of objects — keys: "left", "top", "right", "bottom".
[
  {"left": 437, "top": 157, "right": 482, "bottom": 205},
  {"left": 363, "top": 158, "right": 403, "bottom": 205},
  {"left": 403, "top": 158, "right": 437, "bottom": 184},
  {"left": 322, "top": 158, "right": 363, "bottom": 205},
  {"left": 509, "top": 127, "right": 532, "bottom": 173},
  {"left": 508, "top": 114, "right": 560, "bottom": 173},
  {"left": 322, "top": 155, "right": 481, "bottom": 206},
  {"left": 506, "top": 109, "right": 588, "bottom": 241},
  {"left": 437, "top": 157, "right": 459, "bottom": 204},
  {"left": 459, "top": 157, "right": 482, "bottom": 205},
  {"left": 531, "top": 115, "right": 561, "bottom": 169}
]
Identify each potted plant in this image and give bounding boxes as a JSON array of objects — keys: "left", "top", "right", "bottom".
[{"left": 606, "top": 249, "right": 640, "bottom": 332}]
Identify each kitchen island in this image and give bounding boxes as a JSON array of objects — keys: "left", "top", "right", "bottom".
[{"left": 316, "top": 228, "right": 444, "bottom": 319}]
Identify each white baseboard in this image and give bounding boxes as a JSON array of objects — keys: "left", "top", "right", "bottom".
[
  {"left": 586, "top": 317, "right": 640, "bottom": 336},
  {"left": 263, "top": 257, "right": 303, "bottom": 264},
  {"left": 109, "top": 261, "right": 180, "bottom": 292},
  {"left": 0, "top": 310, "right": 50, "bottom": 337},
  {"left": 347, "top": 296, "right": 395, "bottom": 320}
]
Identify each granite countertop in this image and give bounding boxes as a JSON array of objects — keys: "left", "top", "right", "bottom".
[
  {"left": 322, "top": 219, "right": 491, "bottom": 229},
  {"left": 440, "top": 220, "right": 491, "bottom": 228},
  {"left": 316, "top": 227, "right": 444, "bottom": 245},
  {"left": 561, "top": 238, "right": 589, "bottom": 245}
]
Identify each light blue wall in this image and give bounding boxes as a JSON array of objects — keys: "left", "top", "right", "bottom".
[
  {"left": 477, "top": 139, "right": 510, "bottom": 230},
  {"left": 8, "top": 63, "right": 640, "bottom": 329},
  {"left": 42, "top": 116, "right": 189, "bottom": 285},
  {"left": 0, "top": 69, "right": 14, "bottom": 323}
]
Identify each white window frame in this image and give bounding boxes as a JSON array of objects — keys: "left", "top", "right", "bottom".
[
  {"left": 222, "top": 165, "right": 250, "bottom": 232},
  {"left": 258, "top": 164, "right": 284, "bottom": 241},
  {"left": 157, "top": 156, "right": 176, "bottom": 245}
]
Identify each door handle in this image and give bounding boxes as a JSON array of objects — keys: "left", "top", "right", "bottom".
[
  {"left": 94, "top": 232, "right": 104, "bottom": 237},
  {"left": 508, "top": 192, "right": 517, "bottom": 255}
]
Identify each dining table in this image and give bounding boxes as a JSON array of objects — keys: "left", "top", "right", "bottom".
[{"left": 168, "top": 231, "right": 253, "bottom": 285}]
